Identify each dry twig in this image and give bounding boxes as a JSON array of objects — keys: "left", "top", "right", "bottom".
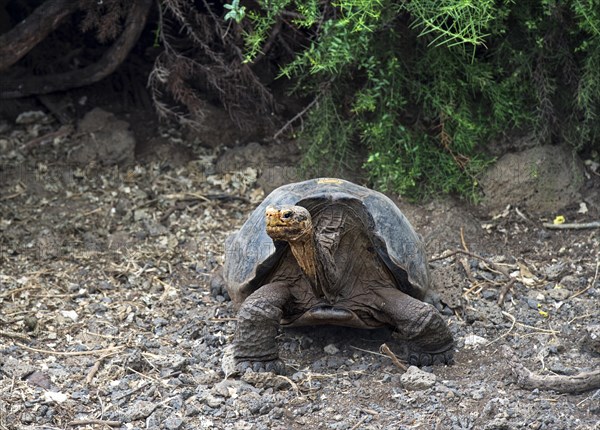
[
  {"left": 114, "top": 382, "right": 151, "bottom": 401},
  {"left": 85, "top": 353, "right": 117, "bottom": 385},
  {"left": 487, "top": 311, "right": 517, "bottom": 346},
  {"left": 349, "top": 345, "right": 388, "bottom": 358},
  {"left": 431, "top": 248, "right": 516, "bottom": 306},
  {"left": 350, "top": 415, "right": 369, "bottom": 430},
  {"left": 273, "top": 95, "right": 320, "bottom": 140},
  {"left": 379, "top": 343, "right": 408, "bottom": 371},
  {"left": 21, "top": 125, "right": 73, "bottom": 152},
  {"left": 460, "top": 227, "right": 469, "bottom": 252},
  {"left": 497, "top": 278, "right": 517, "bottom": 307},
  {"left": 430, "top": 249, "right": 511, "bottom": 278},
  {"left": 0, "top": 330, "right": 30, "bottom": 342},
  {"left": 68, "top": 419, "right": 121, "bottom": 427}
]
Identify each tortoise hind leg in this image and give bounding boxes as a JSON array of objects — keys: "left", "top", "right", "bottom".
[
  {"left": 374, "top": 288, "right": 454, "bottom": 366},
  {"left": 232, "top": 281, "right": 292, "bottom": 374}
]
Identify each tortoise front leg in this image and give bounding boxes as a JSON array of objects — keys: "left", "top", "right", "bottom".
[
  {"left": 233, "top": 281, "right": 292, "bottom": 373},
  {"left": 374, "top": 288, "right": 454, "bottom": 366}
]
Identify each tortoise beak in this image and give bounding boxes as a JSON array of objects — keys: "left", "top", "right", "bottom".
[
  {"left": 266, "top": 206, "right": 284, "bottom": 227},
  {"left": 266, "top": 205, "right": 295, "bottom": 227}
]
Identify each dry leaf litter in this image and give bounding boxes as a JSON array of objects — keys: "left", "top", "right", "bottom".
[{"left": 0, "top": 113, "right": 599, "bottom": 430}]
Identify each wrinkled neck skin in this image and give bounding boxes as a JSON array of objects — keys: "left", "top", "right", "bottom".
[{"left": 288, "top": 228, "right": 338, "bottom": 303}]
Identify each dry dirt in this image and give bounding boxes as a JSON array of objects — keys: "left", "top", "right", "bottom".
[{"left": 0, "top": 111, "right": 599, "bottom": 430}]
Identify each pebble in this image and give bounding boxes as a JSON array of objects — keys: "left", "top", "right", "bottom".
[
  {"left": 324, "top": 344, "right": 340, "bottom": 355},
  {"left": 471, "top": 388, "right": 486, "bottom": 400},
  {"left": 559, "top": 275, "right": 581, "bottom": 290},
  {"left": 526, "top": 298, "right": 539, "bottom": 309},
  {"left": 548, "top": 362, "right": 575, "bottom": 375},
  {"left": 582, "top": 325, "right": 600, "bottom": 354},
  {"left": 464, "top": 334, "right": 488, "bottom": 347},
  {"left": 15, "top": 111, "right": 47, "bottom": 125},
  {"left": 163, "top": 415, "right": 184, "bottom": 430},
  {"left": 482, "top": 289, "right": 497, "bottom": 300},
  {"left": 20, "top": 412, "right": 35, "bottom": 424},
  {"left": 184, "top": 404, "right": 202, "bottom": 417},
  {"left": 291, "top": 371, "right": 306, "bottom": 381},
  {"left": 268, "top": 407, "right": 284, "bottom": 419},
  {"left": 543, "top": 262, "right": 566, "bottom": 280},
  {"left": 400, "top": 366, "right": 437, "bottom": 390},
  {"left": 213, "top": 379, "right": 254, "bottom": 397},
  {"left": 125, "top": 401, "right": 157, "bottom": 421},
  {"left": 546, "top": 287, "right": 571, "bottom": 301},
  {"left": 205, "top": 394, "right": 224, "bottom": 408}
]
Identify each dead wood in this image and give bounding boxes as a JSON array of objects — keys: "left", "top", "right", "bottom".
[
  {"left": 0, "top": 0, "right": 82, "bottom": 72},
  {"left": 0, "top": 0, "right": 152, "bottom": 99},
  {"left": 543, "top": 221, "right": 600, "bottom": 230},
  {"left": 502, "top": 345, "right": 600, "bottom": 393}
]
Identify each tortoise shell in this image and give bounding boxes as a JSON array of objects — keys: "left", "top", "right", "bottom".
[{"left": 223, "top": 178, "right": 432, "bottom": 305}]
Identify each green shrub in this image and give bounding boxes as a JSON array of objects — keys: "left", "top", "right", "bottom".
[{"left": 235, "top": 0, "right": 600, "bottom": 200}]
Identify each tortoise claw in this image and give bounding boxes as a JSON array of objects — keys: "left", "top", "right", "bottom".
[
  {"left": 236, "top": 358, "right": 286, "bottom": 374},
  {"left": 210, "top": 271, "right": 230, "bottom": 300},
  {"left": 408, "top": 348, "right": 454, "bottom": 366}
]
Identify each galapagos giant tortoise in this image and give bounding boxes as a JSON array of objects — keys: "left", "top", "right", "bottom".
[{"left": 216, "top": 178, "right": 454, "bottom": 372}]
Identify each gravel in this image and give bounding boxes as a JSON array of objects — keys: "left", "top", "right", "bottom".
[{"left": 1, "top": 113, "right": 599, "bottom": 429}]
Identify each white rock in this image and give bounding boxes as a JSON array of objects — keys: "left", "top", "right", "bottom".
[
  {"left": 60, "top": 310, "right": 78, "bottom": 322},
  {"left": 547, "top": 287, "right": 571, "bottom": 301},
  {"left": 464, "top": 334, "right": 488, "bottom": 347},
  {"left": 16, "top": 111, "right": 47, "bottom": 125},
  {"left": 400, "top": 365, "right": 437, "bottom": 390},
  {"left": 43, "top": 391, "right": 68, "bottom": 403},
  {"left": 324, "top": 344, "right": 339, "bottom": 355},
  {"left": 221, "top": 346, "right": 237, "bottom": 378}
]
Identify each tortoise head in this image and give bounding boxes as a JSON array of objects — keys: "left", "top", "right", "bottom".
[{"left": 265, "top": 205, "right": 312, "bottom": 242}]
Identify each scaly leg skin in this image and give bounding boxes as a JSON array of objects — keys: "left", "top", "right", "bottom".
[
  {"left": 375, "top": 288, "right": 454, "bottom": 366},
  {"left": 209, "top": 269, "right": 229, "bottom": 299},
  {"left": 232, "top": 282, "right": 292, "bottom": 374}
]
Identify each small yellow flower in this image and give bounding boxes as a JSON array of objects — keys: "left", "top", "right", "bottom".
[
  {"left": 553, "top": 215, "right": 566, "bottom": 225},
  {"left": 539, "top": 310, "right": 549, "bottom": 318}
]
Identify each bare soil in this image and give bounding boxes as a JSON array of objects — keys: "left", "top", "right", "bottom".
[{"left": 0, "top": 110, "right": 599, "bottom": 430}]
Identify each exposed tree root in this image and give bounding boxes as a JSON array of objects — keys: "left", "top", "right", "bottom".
[
  {"left": 0, "top": 0, "right": 82, "bottom": 72},
  {"left": 543, "top": 221, "right": 600, "bottom": 230},
  {"left": 502, "top": 345, "right": 600, "bottom": 393},
  {"left": 0, "top": 0, "right": 152, "bottom": 99}
]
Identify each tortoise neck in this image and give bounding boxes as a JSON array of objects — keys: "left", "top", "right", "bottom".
[
  {"left": 288, "top": 228, "right": 335, "bottom": 301},
  {"left": 289, "top": 230, "right": 321, "bottom": 297}
]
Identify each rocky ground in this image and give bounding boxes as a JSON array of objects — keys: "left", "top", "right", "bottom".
[{"left": 0, "top": 110, "right": 599, "bottom": 430}]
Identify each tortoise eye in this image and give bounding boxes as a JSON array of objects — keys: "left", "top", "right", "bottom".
[{"left": 281, "top": 211, "right": 292, "bottom": 219}]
